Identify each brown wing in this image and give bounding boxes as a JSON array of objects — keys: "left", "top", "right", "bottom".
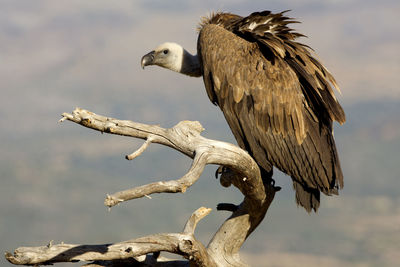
[
  {"left": 232, "top": 11, "right": 346, "bottom": 126},
  {"left": 198, "top": 20, "right": 344, "bottom": 212}
]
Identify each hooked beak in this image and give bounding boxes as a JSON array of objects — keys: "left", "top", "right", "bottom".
[{"left": 141, "top": 50, "right": 155, "bottom": 69}]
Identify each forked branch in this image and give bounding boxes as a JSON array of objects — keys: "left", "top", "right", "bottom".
[{"left": 6, "top": 108, "right": 279, "bottom": 266}]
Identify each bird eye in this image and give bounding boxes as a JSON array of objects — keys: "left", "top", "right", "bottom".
[{"left": 163, "top": 49, "right": 169, "bottom": 54}]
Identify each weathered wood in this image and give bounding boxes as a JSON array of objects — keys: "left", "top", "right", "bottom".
[
  {"left": 5, "top": 108, "right": 278, "bottom": 266},
  {"left": 6, "top": 207, "right": 215, "bottom": 267},
  {"left": 5, "top": 234, "right": 210, "bottom": 266}
]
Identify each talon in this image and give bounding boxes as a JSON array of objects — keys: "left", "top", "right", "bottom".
[
  {"left": 217, "top": 203, "right": 238, "bottom": 212},
  {"left": 215, "top": 165, "right": 224, "bottom": 179}
]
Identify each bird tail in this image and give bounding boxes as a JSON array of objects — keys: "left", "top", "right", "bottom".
[{"left": 292, "top": 181, "right": 321, "bottom": 212}]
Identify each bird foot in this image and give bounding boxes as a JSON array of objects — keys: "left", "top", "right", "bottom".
[
  {"left": 215, "top": 165, "right": 229, "bottom": 179},
  {"left": 217, "top": 203, "right": 239, "bottom": 212}
]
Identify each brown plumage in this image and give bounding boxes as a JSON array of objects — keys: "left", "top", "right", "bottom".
[{"left": 142, "top": 10, "right": 345, "bottom": 212}]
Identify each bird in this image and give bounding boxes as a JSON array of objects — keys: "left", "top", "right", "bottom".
[{"left": 141, "top": 10, "right": 345, "bottom": 212}]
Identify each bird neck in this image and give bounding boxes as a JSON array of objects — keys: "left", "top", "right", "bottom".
[{"left": 180, "top": 50, "right": 202, "bottom": 77}]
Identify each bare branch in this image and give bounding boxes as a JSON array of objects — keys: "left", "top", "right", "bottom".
[
  {"left": 125, "top": 136, "right": 154, "bottom": 160},
  {"left": 60, "top": 108, "right": 265, "bottom": 206},
  {"left": 183, "top": 207, "right": 212, "bottom": 234},
  {"left": 6, "top": 108, "right": 278, "bottom": 266},
  {"left": 6, "top": 208, "right": 215, "bottom": 267},
  {"left": 104, "top": 150, "right": 208, "bottom": 207},
  {"left": 59, "top": 108, "right": 275, "bottom": 266},
  {"left": 5, "top": 234, "right": 202, "bottom": 266},
  {"left": 60, "top": 108, "right": 203, "bottom": 158}
]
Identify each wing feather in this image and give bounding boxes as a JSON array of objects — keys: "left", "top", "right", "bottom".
[{"left": 198, "top": 12, "right": 344, "bottom": 212}]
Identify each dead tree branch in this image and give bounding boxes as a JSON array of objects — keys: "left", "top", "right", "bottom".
[
  {"left": 5, "top": 207, "right": 214, "bottom": 266},
  {"left": 6, "top": 108, "right": 279, "bottom": 266}
]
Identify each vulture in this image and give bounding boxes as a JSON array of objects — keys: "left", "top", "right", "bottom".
[{"left": 141, "top": 10, "right": 345, "bottom": 212}]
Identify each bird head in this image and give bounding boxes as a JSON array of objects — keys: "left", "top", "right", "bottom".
[{"left": 141, "top": 42, "right": 184, "bottom": 73}]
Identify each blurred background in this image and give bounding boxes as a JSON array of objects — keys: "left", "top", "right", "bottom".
[{"left": 1, "top": 0, "right": 399, "bottom": 266}]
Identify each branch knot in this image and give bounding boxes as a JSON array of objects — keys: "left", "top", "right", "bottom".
[{"left": 172, "top": 120, "right": 204, "bottom": 138}]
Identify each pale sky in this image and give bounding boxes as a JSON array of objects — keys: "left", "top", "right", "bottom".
[{"left": 1, "top": 0, "right": 399, "bottom": 108}]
